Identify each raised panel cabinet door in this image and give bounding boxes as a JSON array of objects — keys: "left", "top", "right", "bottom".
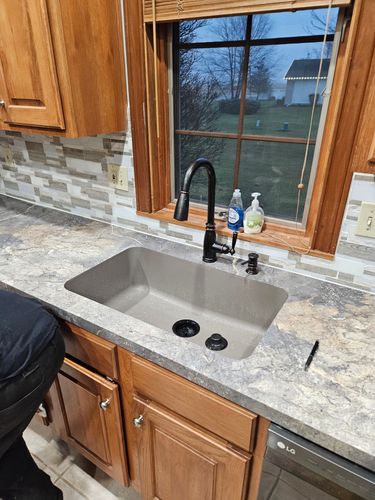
[
  {"left": 55, "top": 358, "right": 128, "bottom": 485},
  {"left": 0, "top": 0, "right": 65, "bottom": 129},
  {"left": 132, "top": 396, "right": 251, "bottom": 500},
  {"left": 349, "top": 18, "right": 375, "bottom": 171}
]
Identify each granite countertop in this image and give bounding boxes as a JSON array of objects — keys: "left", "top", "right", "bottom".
[{"left": 0, "top": 195, "right": 374, "bottom": 472}]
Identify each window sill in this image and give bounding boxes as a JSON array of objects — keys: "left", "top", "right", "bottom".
[{"left": 137, "top": 204, "right": 334, "bottom": 260}]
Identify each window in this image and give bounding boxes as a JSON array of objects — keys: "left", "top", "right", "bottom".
[
  {"left": 173, "top": 9, "right": 339, "bottom": 224},
  {"left": 124, "top": 0, "right": 372, "bottom": 256}
]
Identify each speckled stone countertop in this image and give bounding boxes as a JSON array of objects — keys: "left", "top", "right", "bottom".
[{"left": 0, "top": 195, "right": 374, "bottom": 471}]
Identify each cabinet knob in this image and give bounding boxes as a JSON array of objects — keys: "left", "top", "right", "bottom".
[
  {"left": 36, "top": 403, "right": 48, "bottom": 419},
  {"left": 99, "top": 398, "right": 111, "bottom": 411},
  {"left": 0, "top": 100, "right": 5, "bottom": 109},
  {"left": 132, "top": 415, "right": 144, "bottom": 428}
]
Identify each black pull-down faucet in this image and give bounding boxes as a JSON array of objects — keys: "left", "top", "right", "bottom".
[{"left": 174, "top": 158, "right": 237, "bottom": 263}]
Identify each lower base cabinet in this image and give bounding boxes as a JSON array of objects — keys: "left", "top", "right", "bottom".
[
  {"left": 36, "top": 323, "right": 268, "bottom": 499},
  {"left": 119, "top": 348, "right": 269, "bottom": 500},
  {"left": 51, "top": 358, "right": 128, "bottom": 485},
  {"left": 132, "top": 395, "right": 251, "bottom": 500}
]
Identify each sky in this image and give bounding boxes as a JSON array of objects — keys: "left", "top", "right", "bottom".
[
  {"left": 180, "top": 8, "right": 339, "bottom": 85},
  {"left": 186, "top": 9, "right": 338, "bottom": 41}
]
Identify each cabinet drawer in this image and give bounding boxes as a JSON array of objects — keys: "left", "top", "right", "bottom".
[
  {"left": 61, "top": 322, "right": 118, "bottom": 379},
  {"left": 131, "top": 355, "right": 257, "bottom": 452}
]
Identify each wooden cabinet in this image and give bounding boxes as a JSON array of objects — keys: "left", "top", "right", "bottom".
[
  {"left": 50, "top": 358, "right": 128, "bottom": 484},
  {"left": 34, "top": 322, "right": 268, "bottom": 497},
  {"left": 41, "top": 322, "right": 129, "bottom": 485},
  {"left": 132, "top": 395, "right": 251, "bottom": 500},
  {"left": 0, "top": 0, "right": 64, "bottom": 129},
  {"left": 130, "top": 354, "right": 257, "bottom": 452},
  {"left": 119, "top": 349, "right": 269, "bottom": 500},
  {"left": 350, "top": 46, "right": 375, "bottom": 171},
  {"left": 0, "top": 0, "right": 126, "bottom": 137},
  {"left": 60, "top": 322, "right": 119, "bottom": 380}
]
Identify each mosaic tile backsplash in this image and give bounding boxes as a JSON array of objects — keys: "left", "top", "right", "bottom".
[{"left": 0, "top": 130, "right": 374, "bottom": 292}]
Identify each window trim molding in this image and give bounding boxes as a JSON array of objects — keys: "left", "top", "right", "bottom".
[{"left": 124, "top": 0, "right": 374, "bottom": 256}]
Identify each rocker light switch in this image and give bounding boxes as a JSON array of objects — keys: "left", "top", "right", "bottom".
[{"left": 356, "top": 202, "right": 375, "bottom": 238}]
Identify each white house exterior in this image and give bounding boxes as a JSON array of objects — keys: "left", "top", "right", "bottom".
[{"left": 284, "top": 59, "right": 329, "bottom": 105}]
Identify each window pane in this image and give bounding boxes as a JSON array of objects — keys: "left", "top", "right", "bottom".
[
  {"left": 173, "top": 10, "right": 339, "bottom": 225},
  {"left": 252, "top": 8, "right": 339, "bottom": 39},
  {"left": 175, "top": 48, "right": 244, "bottom": 133},
  {"left": 178, "top": 17, "right": 247, "bottom": 44},
  {"left": 175, "top": 135, "right": 236, "bottom": 206},
  {"left": 244, "top": 42, "right": 333, "bottom": 138},
  {"left": 238, "top": 141, "right": 315, "bottom": 222}
]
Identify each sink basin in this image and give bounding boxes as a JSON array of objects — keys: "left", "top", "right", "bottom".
[{"left": 65, "top": 247, "right": 288, "bottom": 359}]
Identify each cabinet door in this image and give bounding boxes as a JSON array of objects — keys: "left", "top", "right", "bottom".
[
  {"left": 132, "top": 395, "right": 251, "bottom": 500},
  {"left": 55, "top": 358, "right": 128, "bottom": 485},
  {"left": 350, "top": 46, "right": 375, "bottom": 171},
  {"left": 0, "top": 0, "right": 64, "bottom": 129}
]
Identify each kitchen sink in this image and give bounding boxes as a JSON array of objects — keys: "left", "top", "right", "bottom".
[{"left": 65, "top": 247, "right": 288, "bottom": 359}]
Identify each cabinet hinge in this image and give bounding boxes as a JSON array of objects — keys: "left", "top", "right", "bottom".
[{"left": 105, "top": 376, "right": 115, "bottom": 383}]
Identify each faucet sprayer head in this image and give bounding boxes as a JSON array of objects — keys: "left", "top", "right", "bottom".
[{"left": 174, "top": 191, "right": 190, "bottom": 221}]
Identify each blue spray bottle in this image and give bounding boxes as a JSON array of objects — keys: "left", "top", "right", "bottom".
[{"left": 227, "top": 189, "right": 243, "bottom": 231}]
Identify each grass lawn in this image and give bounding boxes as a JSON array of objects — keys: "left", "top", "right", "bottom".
[
  {"left": 179, "top": 101, "right": 318, "bottom": 221},
  {"left": 209, "top": 100, "right": 322, "bottom": 138}
]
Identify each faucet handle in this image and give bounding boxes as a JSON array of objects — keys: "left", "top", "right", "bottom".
[{"left": 230, "top": 231, "right": 238, "bottom": 255}]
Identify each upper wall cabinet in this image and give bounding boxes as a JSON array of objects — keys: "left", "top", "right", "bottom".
[
  {"left": 0, "top": 0, "right": 127, "bottom": 137},
  {"left": 0, "top": 0, "right": 65, "bottom": 129},
  {"left": 350, "top": 46, "right": 375, "bottom": 172}
]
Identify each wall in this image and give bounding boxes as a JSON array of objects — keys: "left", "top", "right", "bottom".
[
  {"left": 285, "top": 79, "right": 325, "bottom": 105},
  {"left": 0, "top": 130, "right": 374, "bottom": 293}
]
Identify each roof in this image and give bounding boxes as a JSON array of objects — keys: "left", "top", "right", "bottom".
[{"left": 284, "top": 59, "right": 330, "bottom": 80}]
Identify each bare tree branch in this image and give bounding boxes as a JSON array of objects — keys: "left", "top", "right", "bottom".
[{"left": 207, "top": 16, "right": 274, "bottom": 100}]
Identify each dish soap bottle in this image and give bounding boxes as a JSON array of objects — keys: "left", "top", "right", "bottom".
[
  {"left": 227, "top": 189, "right": 243, "bottom": 231},
  {"left": 244, "top": 192, "right": 264, "bottom": 234}
]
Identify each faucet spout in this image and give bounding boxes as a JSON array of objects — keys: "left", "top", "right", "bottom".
[
  {"left": 174, "top": 158, "right": 216, "bottom": 225},
  {"left": 174, "top": 158, "right": 236, "bottom": 263}
]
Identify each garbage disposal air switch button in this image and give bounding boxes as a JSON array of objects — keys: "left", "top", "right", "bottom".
[{"left": 205, "top": 333, "right": 228, "bottom": 351}]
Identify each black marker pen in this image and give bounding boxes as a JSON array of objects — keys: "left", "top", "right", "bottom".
[{"left": 304, "top": 340, "right": 319, "bottom": 371}]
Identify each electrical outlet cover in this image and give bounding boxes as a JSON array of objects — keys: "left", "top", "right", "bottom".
[
  {"left": 116, "top": 166, "right": 128, "bottom": 191},
  {"left": 4, "top": 147, "right": 14, "bottom": 167},
  {"left": 108, "top": 164, "right": 128, "bottom": 191},
  {"left": 356, "top": 202, "right": 375, "bottom": 238}
]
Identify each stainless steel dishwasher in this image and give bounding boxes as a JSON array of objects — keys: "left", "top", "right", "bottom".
[{"left": 257, "top": 424, "right": 375, "bottom": 500}]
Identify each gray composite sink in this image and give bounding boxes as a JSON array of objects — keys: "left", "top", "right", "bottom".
[{"left": 65, "top": 247, "right": 288, "bottom": 359}]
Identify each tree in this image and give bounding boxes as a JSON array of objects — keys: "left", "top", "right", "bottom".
[
  {"left": 207, "top": 15, "right": 273, "bottom": 100},
  {"left": 176, "top": 21, "right": 223, "bottom": 184},
  {"left": 304, "top": 9, "right": 337, "bottom": 58},
  {"left": 178, "top": 20, "right": 220, "bottom": 132},
  {"left": 306, "top": 9, "right": 337, "bottom": 34},
  {"left": 249, "top": 57, "right": 272, "bottom": 100}
]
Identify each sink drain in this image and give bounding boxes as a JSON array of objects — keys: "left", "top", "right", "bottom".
[
  {"left": 205, "top": 333, "right": 228, "bottom": 351},
  {"left": 172, "top": 319, "right": 200, "bottom": 338}
]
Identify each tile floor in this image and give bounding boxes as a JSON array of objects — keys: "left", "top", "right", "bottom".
[{"left": 24, "top": 420, "right": 142, "bottom": 500}]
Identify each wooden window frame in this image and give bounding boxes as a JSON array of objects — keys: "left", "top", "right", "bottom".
[{"left": 123, "top": 0, "right": 375, "bottom": 257}]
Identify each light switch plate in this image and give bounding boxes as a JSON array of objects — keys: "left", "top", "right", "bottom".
[
  {"left": 356, "top": 202, "right": 375, "bottom": 238},
  {"left": 108, "top": 164, "right": 128, "bottom": 191}
]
